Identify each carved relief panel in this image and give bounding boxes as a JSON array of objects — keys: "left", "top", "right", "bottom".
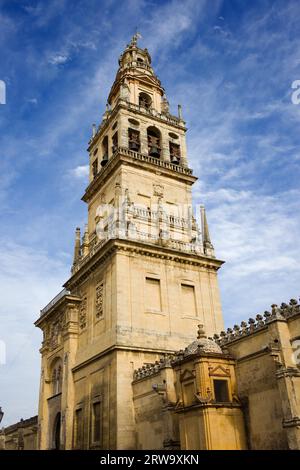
[
  {"left": 79, "top": 296, "right": 87, "bottom": 329},
  {"left": 95, "top": 281, "right": 104, "bottom": 319}
]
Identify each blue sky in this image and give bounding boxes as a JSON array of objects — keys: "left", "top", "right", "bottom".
[{"left": 0, "top": 0, "right": 300, "bottom": 426}]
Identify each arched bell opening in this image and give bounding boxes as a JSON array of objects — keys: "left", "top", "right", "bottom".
[
  {"left": 101, "top": 136, "right": 109, "bottom": 167},
  {"left": 147, "top": 126, "right": 161, "bottom": 159},
  {"left": 139, "top": 92, "right": 152, "bottom": 110},
  {"left": 169, "top": 141, "right": 181, "bottom": 164},
  {"left": 128, "top": 128, "right": 140, "bottom": 152}
]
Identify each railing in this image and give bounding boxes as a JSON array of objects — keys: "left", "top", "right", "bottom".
[
  {"left": 124, "top": 100, "right": 182, "bottom": 127},
  {"left": 131, "top": 206, "right": 191, "bottom": 228},
  {"left": 125, "top": 61, "right": 153, "bottom": 73},
  {"left": 72, "top": 238, "right": 107, "bottom": 274},
  {"left": 72, "top": 227, "right": 204, "bottom": 274},
  {"left": 85, "top": 147, "right": 193, "bottom": 197},
  {"left": 117, "top": 146, "right": 193, "bottom": 175},
  {"left": 40, "top": 288, "right": 70, "bottom": 316}
]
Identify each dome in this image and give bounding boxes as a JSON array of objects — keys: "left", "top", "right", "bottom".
[{"left": 184, "top": 325, "right": 222, "bottom": 356}]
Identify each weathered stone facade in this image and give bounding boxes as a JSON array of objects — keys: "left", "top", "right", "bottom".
[
  {"left": 33, "top": 35, "right": 225, "bottom": 450},
  {"left": 5, "top": 35, "right": 296, "bottom": 451},
  {"left": 0, "top": 416, "right": 38, "bottom": 450},
  {"left": 132, "top": 300, "right": 300, "bottom": 450}
]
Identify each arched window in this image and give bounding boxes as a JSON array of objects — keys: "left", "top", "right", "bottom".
[
  {"left": 50, "top": 358, "right": 63, "bottom": 396},
  {"left": 169, "top": 142, "right": 181, "bottom": 164},
  {"left": 101, "top": 136, "right": 108, "bottom": 167},
  {"left": 112, "top": 132, "right": 118, "bottom": 154},
  {"left": 147, "top": 126, "right": 161, "bottom": 158},
  {"left": 139, "top": 92, "right": 152, "bottom": 109},
  {"left": 128, "top": 128, "right": 140, "bottom": 152}
]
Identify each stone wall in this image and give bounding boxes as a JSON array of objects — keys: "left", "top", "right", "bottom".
[{"left": 0, "top": 416, "right": 38, "bottom": 450}]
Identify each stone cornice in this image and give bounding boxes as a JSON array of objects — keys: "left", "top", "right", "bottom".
[
  {"left": 35, "top": 295, "right": 81, "bottom": 328},
  {"left": 82, "top": 147, "right": 196, "bottom": 203},
  {"left": 88, "top": 98, "right": 186, "bottom": 150},
  {"left": 174, "top": 402, "right": 242, "bottom": 414},
  {"left": 72, "top": 344, "right": 176, "bottom": 373},
  {"left": 65, "top": 237, "right": 224, "bottom": 290},
  {"left": 282, "top": 417, "right": 300, "bottom": 428},
  {"left": 276, "top": 366, "right": 300, "bottom": 379}
]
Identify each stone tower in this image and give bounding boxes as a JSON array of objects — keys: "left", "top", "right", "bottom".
[{"left": 35, "top": 35, "right": 224, "bottom": 450}]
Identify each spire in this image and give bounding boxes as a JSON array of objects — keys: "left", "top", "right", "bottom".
[
  {"left": 200, "top": 206, "right": 215, "bottom": 257},
  {"left": 73, "top": 227, "right": 81, "bottom": 264},
  {"left": 82, "top": 224, "right": 89, "bottom": 257}
]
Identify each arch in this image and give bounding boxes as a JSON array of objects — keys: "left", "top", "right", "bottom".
[
  {"left": 128, "top": 128, "right": 140, "bottom": 152},
  {"left": 139, "top": 92, "right": 152, "bottom": 109},
  {"left": 53, "top": 412, "right": 61, "bottom": 450},
  {"left": 147, "top": 126, "right": 161, "bottom": 158},
  {"left": 101, "top": 136, "right": 109, "bottom": 166},
  {"left": 169, "top": 141, "right": 181, "bottom": 164},
  {"left": 49, "top": 357, "right": 63, "bottom": 396}
]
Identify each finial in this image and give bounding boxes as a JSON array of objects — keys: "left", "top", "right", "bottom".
[
  {"left": 178, "top": 104, "right": 182, "bottom": 120},
  {"left": 200, "top": 206, "right": 211, "bottom": 244},
  {"left": 200, "top": 205, "right": 214, "bottom": 256},
  {"left": 82, "top": 226, "right": 89, "bottom": 258},
  {"left": 197, "top": 324, "right": 206, "bottom": 339},
  {"left": 92, "top": 123, "right": 96, "bottom": 137},
  {"left": 73, "top": 227, "right": 81, "bottom": 264}
]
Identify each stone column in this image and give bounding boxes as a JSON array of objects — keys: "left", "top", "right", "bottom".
[
  {"left": 161, "top": 128, "right": 170, "bottom": 162},
  {"left": 61, "top": 302, "right": 80, "bottom": 449},
  {"left": 140, "top": 122, "right": 148, "bottom": 155}
]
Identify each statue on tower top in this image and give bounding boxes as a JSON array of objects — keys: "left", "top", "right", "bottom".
[{"left": 130, "top": 31, "right": 142, "bottom": 47}]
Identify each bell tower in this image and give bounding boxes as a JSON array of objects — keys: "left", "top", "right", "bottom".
[{"left": 36, "top": 35, "right": 224, "bottom": 450}]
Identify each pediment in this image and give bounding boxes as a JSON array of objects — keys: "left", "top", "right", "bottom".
[
  {"left": 135, "top": 74, "right": 161, "bottom": 88},
  {"left": 208, "top": 365, "right": 230, "bottom": 377},
  {"left": 180, "top": 368, "right": 195, "bottom": 381}
]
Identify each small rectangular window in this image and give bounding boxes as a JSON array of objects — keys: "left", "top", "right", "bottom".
[
  {"left": 181, "top": 284, "right": 197, "bottom": 317},
  {"left": 74, "top": 408, "right": 83, "bottom": 449},
  {"left": 145, "top": 277, "right": 161, "bottom": 312},
  {"left": 213, "top": 379, "right": 229, "bottom": 402},
  {"left": 92, "top": 401, "right": 101, "bottom": 443}
]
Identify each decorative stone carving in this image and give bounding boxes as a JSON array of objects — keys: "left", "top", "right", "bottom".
[
  {"left": 49, "top": 314, "right": 64, "bottom": 350},
  {"left": 120, "top": 83, "right": 130, "bottom": 101},
  {"left": 153, "top": 184, "right": 164, "bottom": 198},
  {"left": 95, "top": 281, "right": 104, "bottom": 319},
  {"left": 133, "top": 354, "right": 175, "bottom": 381},
  {"left": 79, "top": 297, "right": 87, "bottom": 329}
]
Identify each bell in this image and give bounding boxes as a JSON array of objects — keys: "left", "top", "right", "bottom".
[
  {"left": 149, "top": 146, "right": 160, "bottom": 157},
  {"left": 101, "top": 154, "right": 108, "bottom": 167},
  {"left": 129, "top": 141, "right": 139, "bottom": 151},
  {"left": 171, "top": 155, "right": 180, "bottom": 164}
]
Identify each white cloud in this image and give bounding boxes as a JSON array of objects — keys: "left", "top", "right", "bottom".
[
  {"left": 70, "top": 164, "right": 89, "bottom": 178},
  {"left": 48, "top": 54, "right": 69, "bottom": 65},
  {"left": 26, "top": 98, "right": 38, "bottom": 104},
  {"left": 0, "top": 240, "right": 70, "bottom": 426},
  {"left": 195, "top": 188, "right": 300, "bottom": 325}
]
